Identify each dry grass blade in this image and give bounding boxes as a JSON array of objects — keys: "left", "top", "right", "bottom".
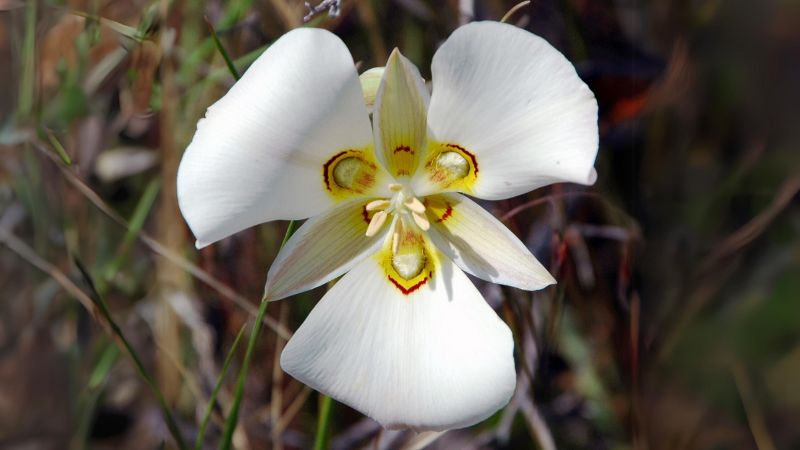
[
  {"left": 699, "top": 175, "right": 800, "bottom": 272},
  {"left": 500, "top": 1, "right": 531, "bottom": 23},
  {"left": 274, "top": 386, "right": 312, "bottom": 435},
  {"left": 0, "top": 205, "right": 105, "bottom": 329},
  {"left": 72, "top": 258, "right": 189, "bottom": 450},
  {"left": 0, "top": 205, "right": 186, "bottom": 449},
  {"left": 663, "top": 175, "right": 800, "bottom": 358},
  {"left": 195, "top": 324, "right": 248, "bottom": 450},
  {"left": 30, "top": 137, "right": 292, "bottom": 339}
]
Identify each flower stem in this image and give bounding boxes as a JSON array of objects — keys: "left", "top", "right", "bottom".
[
  {"left": 219, "top": 220, "right": 297, "bottom": 450},
  {"left": 313, "top": 394, "right": 333, "bottom": 450}
]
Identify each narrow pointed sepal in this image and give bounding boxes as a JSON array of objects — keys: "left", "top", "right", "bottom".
[
  {"left": 425, "top": 193, "right": 555, "bottom": 290},
  {"left": 265, "top": 199, "right": 389, "bottom": 301},
  {"left": 372, "top": 49, "right": 430, "bottom": 179}
]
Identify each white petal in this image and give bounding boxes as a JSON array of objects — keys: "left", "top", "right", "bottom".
[
  {"left": 265, "top": 199, "right": 388, "bottom": 301},
  {"left": 281, "top": 253, "right": 516, "bottom": 431},
  {"left": 177, "top": 28, "right": 383, "bottom": 248},
  {"left": 425, "top": 193, "right": 555, "bottom": 290},
  {"left": 372, "top": 49, "right": 430, "bottom": 179},
  {"left": 419, "top": 21, "right": 598, "bottom": 199}
]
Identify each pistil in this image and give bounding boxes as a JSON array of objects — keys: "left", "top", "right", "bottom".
[{"left": 363, "top": 183, "right": 429, "bottom": 240}]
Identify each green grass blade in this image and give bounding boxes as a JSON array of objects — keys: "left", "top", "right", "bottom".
[
  {"left": 313, "top": 394, "right": 333, "bottom": 450},
  {"left": 205, "top": 18, "right": 241, "bottom": 81},
  {"left": 72, "top": 342, "right": 120, "bottom": 450},
  {"left": 45, "top": 130, "right": 73, "bottom": 165},
  {"left": 73, "top": 257, "right": 189, "bottom": 450},
  {"left": 18, "top": 0, "right": 36, "bottom": 120},
  {"left": 103, "top": 179, "right": 161, "bottom": 282},
  {"left": 88, "top": 343, "right": 121, "bottom": 389},
  {"left": 194, "top": 324, "right": 247, "bottom": 450},
  {"left": 218, "top": 220, "right": 297, "bottom": 450}
]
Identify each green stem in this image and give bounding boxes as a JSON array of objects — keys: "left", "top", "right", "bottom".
[
  {"left": 313, "top": 395, "right": 333, "bottom": 450},
  {"left": 195, "top": 325, "right": 247, "bottom": 450},
  {"left": 73, "top": 258, "right": 188, "bottom": 450},
  {"left": 19, "top": 0, "right": 36, "bottom": 120},
  {"left": 218, "top": 220, "right": 297, "bottom": 450}
]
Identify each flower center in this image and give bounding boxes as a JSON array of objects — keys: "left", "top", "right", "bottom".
[
  {"left": 365, "top": 183, "right": 429, "bottom": 235},
  {"left": 365, "top": 184, "right": 432, "bottom": 281}
]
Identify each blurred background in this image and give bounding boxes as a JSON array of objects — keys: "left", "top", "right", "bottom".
[{"left": 2, "top": 0, "right": 800, "bottom": 449}]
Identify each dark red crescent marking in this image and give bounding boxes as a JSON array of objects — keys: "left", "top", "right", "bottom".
[
  {"left": 436, "top": 203, "right": 453, "bottom": 223},
  {"left": 444, "top": 143, "right": 479, "bottom": 174},
  {"left": 388, "top": 275, "right": 428, "bottom": 295},
  {"left": 394, "top": 145, "right": 414, "bottom": 154},
  {"left": 322, "top": 151, "right": 349, "bottom": 191}
]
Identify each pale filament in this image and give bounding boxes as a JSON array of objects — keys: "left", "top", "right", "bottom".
[{"left": 364, "top": 183, "right": 430, "bottom": 240}]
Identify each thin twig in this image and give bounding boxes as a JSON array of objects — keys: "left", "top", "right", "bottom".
[
  {"left": 500, "top": 1, "right": 531, "bottom": 23},
  {"left": 501, "top": 191, "right": 605, "bottom": 222},
  {"left": 699, "top": 175, "right": 800, "bottom": 273}
]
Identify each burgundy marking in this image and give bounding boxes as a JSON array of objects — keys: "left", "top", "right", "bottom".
[
  {"left": 436, "top": 203, "right": 453, "bottom": 223},
  {"left": 322, "top": 151, "right": 349, "bottom": 191},
  {"left": 444, "top": 143, "right": 479, "bottom": 174},
  {"left": 393, "top": 145, "right": 414, "bottom": 154},
  {"left": 388, "top": 275, "right": 428, "bottom": 295},
  {"left": 361, "top": 205, "right": 371, "bottom": 224}
]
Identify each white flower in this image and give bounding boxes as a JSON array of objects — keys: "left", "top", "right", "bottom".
[{"left": 177, "top": 21, "right": 598, "bottom": 431}]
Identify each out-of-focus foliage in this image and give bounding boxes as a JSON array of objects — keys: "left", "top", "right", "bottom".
[{"left": 1, "top": 0, "right": 799, "bottom": 449}]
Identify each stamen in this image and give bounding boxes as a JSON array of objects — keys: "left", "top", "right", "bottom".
[
  {"left": 411, "top": 211, "right": 430, "bottom": 231},
  {"left": 404, "top": 197, "right": 426, "bottom": 214},
  {"left": 365, "top": 210, "right": 388, "bottom": 237},
  {"left": 392, "top": 220, "right": 403, "bottom": 254},
  {"left": 366, "top": 199, "right": 390, "bottom": 211},
  {"left": 388, "top": 183, "right": 403, "bottom": 192}
]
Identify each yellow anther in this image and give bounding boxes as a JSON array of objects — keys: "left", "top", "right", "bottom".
[
  {"left": 366, "top": 210, "right": 389, "bottom": 237},
  {"left": 388, "top": 183, "right": 403, "bottom": 192},
  {"left": 411, "top": 211, "right": 430, "bottom": 231},
  {"left": 404, "top": 197, "right": 426, "bottom": 214},
  {"left": 366, "top": 199, "right": 391, "bottom": 211}
]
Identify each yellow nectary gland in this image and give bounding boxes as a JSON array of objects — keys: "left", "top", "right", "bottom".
[
  {"left": 423, "top": 142, "right": 479, "bottom": 192},
  {"left": 435, "top": 151, "right": 469, "bottom": 179},
  {"left": 392, "top": 249, "right": 426, "bottom": 280},
  {"left": 376, "top": 221, "right": 436, "bottom": 295},
  {"left": 332, "top": 157, "right": 361, "bottom": 187},
  {"left": 332, "top": 157, "right": 373, "bottom": 191}
]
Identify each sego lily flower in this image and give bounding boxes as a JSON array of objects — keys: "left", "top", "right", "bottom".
[{"left": 177, "top": 21, "right": 598, "bottom": 431}]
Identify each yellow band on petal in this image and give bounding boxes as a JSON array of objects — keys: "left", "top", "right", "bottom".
[
  {"left": 374, "top": 49, "right": 429, "bottom": 180},
  {"left": 322, "top": 148, "right": 381, "bottom": 200},
  {"left": 423, "top": 195, "right": 455, "bottom": 224},
  {"left": 375, "top": 225, "right": 439, "bottom": 295}
]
